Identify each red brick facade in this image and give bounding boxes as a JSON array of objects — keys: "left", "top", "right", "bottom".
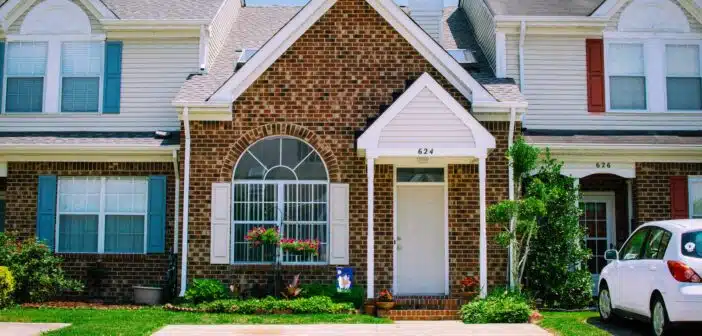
[
  {"left": 180, "top": 0, "right": 511, "bottom": 296},
  {"left": 636, "top": 162, "right": 702, "bottom": 224},
  {"left": 3, "top": 162, "right": 176, "bottom": 302}
]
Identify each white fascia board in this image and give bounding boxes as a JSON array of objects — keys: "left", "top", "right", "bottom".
[
  {"left": 101, "top": 19, "right": 209, "bottom": 31},
  {"left": 0, "top": 145, "right": 178, "bottom": 162},
  {"left": 210, "top": 0, "right": 497, "bottom": 104},
  {"left": 591, "top": 0, "right": 622, "bottom": 17},
  {"left": 531, "top": 142, "right": 702, "bottom": 162},
  {"left": 494, "top": 15, "right": 609, "bottom": 27},
  {"left": 0, "top": 144, "right": 179, "bottom": 151},
  {"left": 82, "top": 0, "right": 118, "bottom": 20},
  {"left": 1, "top": 0, "right": 35, "bottom": 31}
]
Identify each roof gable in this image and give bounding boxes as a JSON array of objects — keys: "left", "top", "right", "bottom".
[
  {"left": 592, "top": 0, "right": 702, "bottom": 25},
  {"left": 0, "top": 0, "right": 115, "bottom": 30},
  {"left": 210, "top": 0, "right": 496, "bottom": 104}
]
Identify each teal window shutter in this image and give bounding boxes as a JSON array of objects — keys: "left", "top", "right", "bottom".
[
  {"left": 147, "top": 176, "right": 167, "bottom": 253},
  {"left": 102, "top": 41, "right": 122, "bottom": 114},
  {"left": 0, "top": 200, "right": 6, "bottom": 232},
  {"left": 37, "top": 175, "right": 57, "bottom": 250},
  {"left": 0, "top": 42, "right": 4, "bottom": 109}
]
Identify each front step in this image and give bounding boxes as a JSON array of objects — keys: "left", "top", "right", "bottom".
[
  {"left": 384, "top": 309, "right": 460, "bottom": 321},
  {"left": 394, "top": 297, "right": 461, "bottom": 310}
]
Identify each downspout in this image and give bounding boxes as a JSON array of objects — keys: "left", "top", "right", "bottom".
[
  {"left": 179, "top": 107, "right": 192, "bottom": 297},
  {"left": 507, "top": 107, "right": 517, "bottom": 289},
  {"left": 519, "top": 21, "right": 526, "bottom": 91},
  {"left": 172, "top": 150, "right": 180, "bottom": 254}
]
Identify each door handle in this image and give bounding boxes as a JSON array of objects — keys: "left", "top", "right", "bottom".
[{"left": 649, "top": 265, "right": 657, "bottom": 271}]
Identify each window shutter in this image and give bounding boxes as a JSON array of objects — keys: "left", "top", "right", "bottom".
[
  {"left": 586, "top": 39, "right": 606, "bottom": 113},
  {"left": 36, "top": 175, "right": 57, "bottom": 250},
  {"left": 0, "top": 42, "right": 4, "bottom": 109},
  {"left": 329, "top": 183, "right": 350, "bottom": 265},
  {"left": 670, "top": 176, "right": 689, "bottom": 219},
  {"left": 103, "top": 41, "right": 122, "bottom": 114},
  {"left": 147, "top": 176, "right": 167, "bottom": 253},
  {"left": 211, "top": 183, "right": 231, "bottom": 264}
]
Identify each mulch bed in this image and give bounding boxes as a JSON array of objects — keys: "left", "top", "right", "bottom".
[{"left": 21, "top": 301, "right": 145, "bottom": 310}]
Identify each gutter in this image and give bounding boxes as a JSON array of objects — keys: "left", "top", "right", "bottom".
[
  {"left": 172, "top": 150, "right": 180, "bottom": 254},
  {"left": 179, "top": 106, "right": 192, "bottom": 297},
  {"left": 507, "top": 106, "right": 517, "bottom": 288}
]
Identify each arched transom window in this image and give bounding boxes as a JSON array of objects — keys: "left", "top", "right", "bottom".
[{"left": 232, "top": 136, "right": 328, "bottom": 264}]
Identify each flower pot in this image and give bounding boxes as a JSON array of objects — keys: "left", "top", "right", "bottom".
[
  {"left": 133, "top": 286, "right": 163, "bottom": 305},
  {"left": 459, "top": 291, "right": 478, "bottom": 301},
  {"left": 376, "top": 301, "right": 395, "bottom": 310},
  {"left": 363, "top": 303, "right": 377, "bottom": 316}
]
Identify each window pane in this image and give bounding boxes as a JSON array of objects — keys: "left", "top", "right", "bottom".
[
  {"left": 6, "top": 78, "right": 44, "bottom": 112},
  {"left": 643, "top": 229, "right": 667, "bottom": 259},
  {"left": 295, "top": 153, "right": 327, "bottom": 180},
  {"left": 620, "top": 228, "right": 649, "bottom": 261},
  {"left": 397, "top": 168, "right": 444, "bottom": 182},
  {"left": 608, "top": 44, "right": 644, "bottom": 75},
  {"left": 281, "top": 137, "right": 312, "bottom": 168},
  {"left": 104, "top": 177, "right": 148, "bottom": 213},
  {"left": 61, "top": 77, "right": 99, "bottom": 112},
  {"left": 282, "top": 184, "right": 328, "bottom": 263},
  {"left": 691, "top": 178, "right": 702, "bottom": 218},
  {"left": 249, "top": 138, "right": 280, "bottom": 169},
  {"left": 58, "top": 178, "right": 101, "bottom": 213},
  {"left": 610, "top": 76, "right": 647, "bottom": 110},
  {"left": 266, "top": 167, "right": 296, "bottom": 180},
  {"left": 667, "top": 77, "right": 702, "bottom": 110},
  {"left": 104, "top": 215, "right": 145, "bottom": 253},
  {"left": 681, "top": 230, "right": 702, "bottom": 258},
  {"left": 61, "top": 42, "right": 102, "bottom": 77},
  {"left": 666, "top": 45, "right": 700, "bottom": 77},
  {"left": 58, "top": 214, "right": 98, "bottom": 253},
  {"left": 7, "top": 42, "right": 47, "bottom": 76}
]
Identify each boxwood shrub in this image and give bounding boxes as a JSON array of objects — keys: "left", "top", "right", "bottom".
[
  {"left": 300, "top": 284, "right": 365, "bottom": 309},
  {"left": 173, "top": 296, "right": 354, "bottom": 314},
  {"left": 460, "top": 289, "right": 532, "bottom": 324}
]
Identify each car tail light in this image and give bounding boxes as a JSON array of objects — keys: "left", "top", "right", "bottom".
[{"left": 667, "top": 260, "right": 702, "bottom": 283}]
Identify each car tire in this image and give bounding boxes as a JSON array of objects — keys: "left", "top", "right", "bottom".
[
  {"left": 598, "top": 282, "right": 615, "bottom": 323},
  {"left": 650, "top": 295, "right": 670, "bottom": 336}
]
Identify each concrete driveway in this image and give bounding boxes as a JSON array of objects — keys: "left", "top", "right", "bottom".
[
  {"left": 0, "top": 323, "right": 70, "bottom": 335},
  {"left": 153, "top": 321, "right": 550, "bottom": 335}
]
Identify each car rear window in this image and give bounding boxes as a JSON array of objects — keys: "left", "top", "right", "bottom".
[{"left": 681, "top": 230, "right": 702, "bottom": 258}]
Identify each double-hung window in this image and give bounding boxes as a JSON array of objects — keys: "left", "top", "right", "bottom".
[
  {"left": 607, "top": 43, "right": 647, "bottom": 111},
  {"left": 57, "top": 177, "right": 148, "bottom": 254},
  {"left": 5, "top": 42, "right": 47, "bottom": 113},
  {"left": 690, "top": 177, "right": 702, "bottom": 219},
  {"left": 60, "top": 42, "right": 103, "bottom": 112},
  {"left": 666, "top": 44, "right": 702, "bottom": 110}
]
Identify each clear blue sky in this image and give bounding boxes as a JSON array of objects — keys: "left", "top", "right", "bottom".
[{"left": 246, "top": 0, "right": 459, "bottom": 6}]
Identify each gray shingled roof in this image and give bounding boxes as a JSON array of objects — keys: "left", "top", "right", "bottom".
[
  {"left": 175, "top": 6, "right": 524, "bottom": 103},
  {"left": 483, "top": 0, "right": 606, "bottom": 16},
  {"left": 99, "top": 0, "right": 224, "bottom": 20},
  {"left": 0, "top": 132, "right": 180, "bottom": 147}
]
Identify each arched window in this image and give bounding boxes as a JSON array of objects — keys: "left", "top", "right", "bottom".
[{"left": 232, "top": 136, "right": 328, "bottom": 264}]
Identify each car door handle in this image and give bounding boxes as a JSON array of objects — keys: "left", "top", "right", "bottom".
[{"left": 649, "top": 265, "right": 657, "bottom": 271}]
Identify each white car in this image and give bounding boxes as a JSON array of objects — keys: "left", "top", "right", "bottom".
[{"left": 597, "top": 219, "right": 702, "bottom": 336}]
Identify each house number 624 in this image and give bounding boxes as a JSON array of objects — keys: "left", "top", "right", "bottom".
[
  {"left": 596, "top": 162, "right": 611, "bottom": 168},
  {"left": 417, "top": 148, "right": 434, "bottom": 155}
]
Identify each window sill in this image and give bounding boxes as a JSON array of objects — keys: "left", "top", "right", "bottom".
[
  {"left": 56, "top": 253, "right": 166, "bottom": 262},
  {"left": 229, "top": 263, "right": 330, "bottom": 269},
  {"left": 602, "top": 110, "right": 702, "bottom": 114}
]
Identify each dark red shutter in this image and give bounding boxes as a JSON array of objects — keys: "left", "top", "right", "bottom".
[
  {"left": 586, "top": 39, "right": 606, "bottom": 113},
  {"left": 670, "top": 176, "right": 689, "bottom": 219}
]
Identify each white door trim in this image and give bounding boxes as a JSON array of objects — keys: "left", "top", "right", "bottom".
[
  {"left": 392, "top": 165, "right": 449, "bottom": 296},
  {"left": 581, "top": 191, "right": 617, "bottom": 249}
]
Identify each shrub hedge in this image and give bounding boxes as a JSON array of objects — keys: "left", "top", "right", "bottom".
[
  {"left": 0, "top": 266, "right": 15, "bottom": 308},
  {"left": 184, "top": 279, "right": 229, "bottom": 304},
  {"left": 300, "top": 283, "right": 365, "bottom": 309},
  {"left": 460, "top": 289, "right": 532, "bottom": 324},
  {"left": 168, "top": 296, "right": 354, "bottom": 314}
]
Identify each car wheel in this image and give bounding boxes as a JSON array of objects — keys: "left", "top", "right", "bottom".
[
  {"left": 651, "top": 295, "right": 670, "bottom": 336},
  {"left": 598, "top": 284, "right": 614, "bottom": 323}
]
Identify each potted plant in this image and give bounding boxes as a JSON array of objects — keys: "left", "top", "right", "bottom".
[
  {"left": 245, "top": 227, "right": 280, "bottom": 246},
  {"left": 133, "top": 284, "right": 163, "bottom": 305},
  {"left": 363, "top": 299, "right": 377, "bottom": 315},
  {"left": 375, "top": 289, "right": 394, "bottom": 310},
  {"left": 279, "top": 239, "right": 319, "bottom": 256},
  {"left": 459, "top": 275, "right": 479, "bottom": 300}
]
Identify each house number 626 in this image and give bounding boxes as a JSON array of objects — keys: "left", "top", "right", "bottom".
[
  {"left": 417, "top": 148, "right": 434, "bottom": 155},
  {"left": 596, "top": 162, "right": 611, "bottom": 168}
]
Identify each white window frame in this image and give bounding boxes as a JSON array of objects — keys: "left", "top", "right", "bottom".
[
  {"left": 663, "top": 42, "right": 702, "bottom": 112},
  {"left": 2, "top": 34, "right": 106, "bottom": 114},
  {"left": 55, "top": 176, "right": 148, "bottom": 254},
  {"left": 690, "top": 176, "right": 702, "bottom": 219},
  {"left": 604, "top": 34, "right": 702, "bottom": 113}
]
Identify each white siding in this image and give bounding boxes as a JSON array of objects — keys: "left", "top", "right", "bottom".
[
  {"left": 378, "top": 88, "right": 476, "bottom": 148},
  {"left": 409, "top": 0, "right": 443, "bottom": 42},
  {"left": 9, "top": 0, "right": 104, "bottom": 34},
  {"left": 605, "top": 0, "right": 702, "bottom": 33},
  {"left": 206, "top": 0, "right": 241, "bottom": 69},
  {"left": 0, "top": 39, "right": 200, "bottom": 132},
  {"left": 461, "top": 0, "right": 496, "bottom": 71}
]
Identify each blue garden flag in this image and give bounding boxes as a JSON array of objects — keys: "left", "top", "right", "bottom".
[{"left": 336, "top": 267, "right": 353, "bottom": 293}]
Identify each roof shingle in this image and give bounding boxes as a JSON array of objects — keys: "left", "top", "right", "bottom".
[
  {"left": 99, "top": 0, "right": 224, "bottom": 20},
  {"left": 0, "top": 132, "right": 180, "bottom": 147}
]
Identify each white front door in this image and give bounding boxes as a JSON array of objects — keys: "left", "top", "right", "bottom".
[
  {"left": 580, "top": 192, "right": 616, "bottom": 295},
  {"left": 396, "top": 184, "right": 445, "bottom": 295}
]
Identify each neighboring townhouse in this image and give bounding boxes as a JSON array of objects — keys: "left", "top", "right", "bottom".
[
  {"left": 0, "top": 0, "right": 238, "bottom": 299},
  {"left": 173, "top": 0, "right": 527, "bottom": 306},
  {"left": 460, "top": 0, "right": 702, "bottom": 288}
]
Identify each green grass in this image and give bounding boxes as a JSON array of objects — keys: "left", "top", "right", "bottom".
[
  {"left": 0, "top": 307, "right": 390, "bottom": 336},
  {"left": 540, "top": 311, "right": 610, "bottom": 336}
]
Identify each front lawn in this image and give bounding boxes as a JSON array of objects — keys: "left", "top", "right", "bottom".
[
  {"left": 0, "top": 307, "right": 390, "bottom": 336},
  {"left": 539, "top": 311, "right": 609, "bottom": 336}
]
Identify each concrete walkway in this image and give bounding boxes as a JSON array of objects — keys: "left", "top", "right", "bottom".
[
  {"left": 0, "top": 323, "right": 70, "bottom": 335},
  {"left": 153, "top": 321, "right": 550, "bottom": 335}
]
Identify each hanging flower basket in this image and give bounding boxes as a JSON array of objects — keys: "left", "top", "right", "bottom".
[
  {"left": 245, "top": 227, "right": 280, "bottom": 247},
  {"left": 280, "top": 239, "right": 319, "bottom": 256}
]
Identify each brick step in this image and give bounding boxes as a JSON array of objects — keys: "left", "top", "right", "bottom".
[
  {"left": 384, "top": 309, "right": 460, "bottom": 321},
  {"left": 393, "top": 297, "right": 461, "bottom": 310}
]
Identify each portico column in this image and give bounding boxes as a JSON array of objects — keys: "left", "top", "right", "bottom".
[
  {"left": 479, "top": 157, "right": 487, "bottom": 298},
  {"left": 626, "top": 179, "right": 633, "bottom": 235},
  {"left": 366, "top": 157, "right": 375, "bottom": 299},
  {"left": 574, "top": 178, "right": 580, "bottom": 207}
]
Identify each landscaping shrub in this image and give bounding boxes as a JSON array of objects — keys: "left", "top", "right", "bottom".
[
  {"left": 184, "top": 279, "right": 229, "bottom": 304},
  {"left": 300, "top": 283, "right": 365, "bottom": 309},
  {"left": 0, "top": 266, "right": 15, "bottom": 308},
  {"left": 460, "top": 289, "right": 532, "bottom": 324},
  {"left": 0, "top": 233, "right": 82, "bottom": 303},
  {"left": 170, "top": 296, "right": 354, "bottom": 314}
]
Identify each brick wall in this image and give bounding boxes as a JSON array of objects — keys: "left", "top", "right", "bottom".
[
  {"left": 636, "top": 163, "right": 702, "bottom": 224},
  {"left": 180, "top": 0, "right": 511, "bottom": 296},
  {"left": 4, "top": 162, "right": 176, "bottom": 302}
]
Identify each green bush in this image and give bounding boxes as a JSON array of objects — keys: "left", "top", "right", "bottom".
[
  {"left": 460, "top": 289, "right": 532, "bottom": 324},
  {"left": 182, "top": 296, "right": 354, "bottom": 314},
  {"left": 300, "top": 283, "right": 365, "bottom": 309},
  {"left": 0, "top": 266, "right": 15, "bottom": 308},
  {"left": 0, "top": 233, "right": 82, "bottom": 303},
  {"left": 184, "top": 279, "right": 229, "bottom": 304}
]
